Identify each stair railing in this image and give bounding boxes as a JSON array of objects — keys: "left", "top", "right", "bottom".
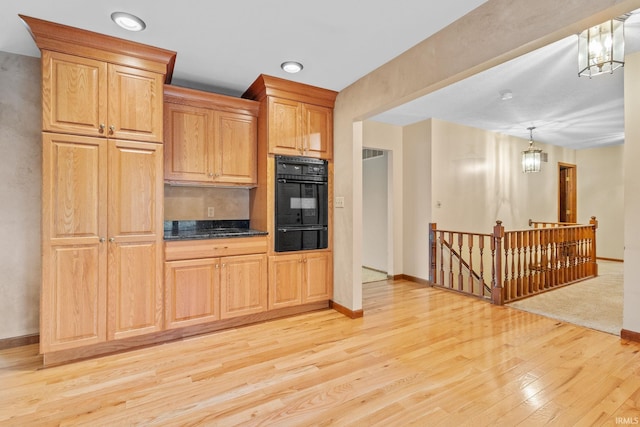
[{"left": 429, "top": 217, "right": 598, "bottom": 305}]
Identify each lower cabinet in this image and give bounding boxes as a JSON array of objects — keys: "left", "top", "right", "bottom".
[
  {"left": 268, "top": 252, "right": 333, "bottom": 310},
  {"left": 164, "top": 251, "right": 268, "bottom": 329}
]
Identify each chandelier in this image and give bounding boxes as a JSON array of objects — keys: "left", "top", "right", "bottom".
[
  {"left": 522, "top": 127, "right": 543, "bottom": 173},
  {"left": 578, "top": 17, "right": 626, "bottom": 77}
]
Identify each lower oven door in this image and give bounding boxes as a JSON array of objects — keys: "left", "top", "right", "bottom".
[
  {"left": 276, "top": 180, "right": 327, "bottom": 227},
  {"left": 275, "top": 226, "right": 328, "bottom": 252}
]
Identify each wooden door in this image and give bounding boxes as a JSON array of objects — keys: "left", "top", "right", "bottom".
[
  {"left": 164, "top": 258, "right": 220, "bottom": 329},
  {"left": 42, "top": 51, "right": 107, "bottom": 138},
  {"left": 302, "top": 104, "right": 333, "bottom": 159},
  {"left": 220, "top": 254, "right": 268, "bottom": 319},
  {"left": 164, "top": 103, "right": 214, "bottom": 182},
  {"left": 268, "top": 97, "right": 302, "bottom": 155},
  {"left": 303, "top": 252, "right": 333, "bottom": 303},
  {"left": 41, "top": 134, "right": 108, "bottom": 352},
  {"left": 559, "top": 163, "right": 577, "bottom": 223},
  {"left": 107, "top": 140, "right": 163, "bottom": 340},
  {"left": 268, "top": 254, "right": 303, "bottom": 309},
  {"left": 108, "top": 64, "right": 164, "bottom": 143},
  {"left": 214, "top": 111, "right": 257, "bottom": 185}
]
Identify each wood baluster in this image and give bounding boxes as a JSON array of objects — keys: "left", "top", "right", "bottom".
[
  {"left": 523, "top": 231, "right": 530, "bottom": 295},
  {"left": 448, "top": 231, "right": 454, "bottom": 289},
  {"left": 439, "top": 231, "right": 445, "bottom": 286},
  {"left": 516, "top": 231, "right": 522, "bottom": 297},
  {"left": 468, "top": 234, "right": 474, "bottom": 295},
  {"left": 532, "top": 229, "right": 539, "bottom": 293},
  {"left": 479, "top": 236, "right": 486, "bottom": 297},
  {"left": 458, "top": 233, "right": 464, "bottom": 291},
  {"left": 510, "top": 232, "right": 517, "bottom": 298},
  {"left": 492, "top": 220, "right": 504, "bottom": 305}
]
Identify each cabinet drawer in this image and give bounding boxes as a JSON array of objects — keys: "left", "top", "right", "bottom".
[{"left": 165, "top": 236, "right": 267, "bottom": 261}]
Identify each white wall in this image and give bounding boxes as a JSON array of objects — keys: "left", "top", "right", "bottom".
[
  {"left": 362, "top": 153, "right": 388, "bottom": 272},
  {"left": 0, "top": 52, "right": 41, "bottom": 339},
  {"left": 577, "top": 145, "right": 624, "bottom": 260},
  {"left": 402, "top": 120, "right": 432, "bottom": 279},
  {"left": 431, "top": 119, "right": 575, "bottom": 233},
  {"left": 624, "top": 52, "right": 640, "bottom": 334},
  {"left": 362, "top": 121, "right": 403, "bottom": 276}
]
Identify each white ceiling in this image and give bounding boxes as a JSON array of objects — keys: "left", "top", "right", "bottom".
[{"left": 1, "top": 1, "right": 638, "bottom": 150}]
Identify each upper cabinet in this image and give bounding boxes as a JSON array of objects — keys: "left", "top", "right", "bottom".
[
  {"left": 21, "top": 15, "right": 175, "bottom": 144},
  {"left": 164, "top": 85, "right": 259, "bottom": 186},
  {"left": 242, "top": 74, "right": 337, "bottom": 159},
  {"left": 42, "top": 51, "right": 164, "bottom": 143}
]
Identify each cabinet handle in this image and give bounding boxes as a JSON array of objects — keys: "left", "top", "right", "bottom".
[
  {"left": 216, "top": 264, "right": 219, "bottom": 269},
  {"left": 109, "top": 237, "right": 115, "bottom": 243},
  {"left": 99, "top": 124, "right": 105, "bottom": 133},
  {"left": 208, "top": 172, "right": 214, "bottom": 177},
  {"left": 99, "top": 237, "right": 106, "bottom": 243},
  {"left": 109, "top": 125, "right": 115, "bottom": 135}
]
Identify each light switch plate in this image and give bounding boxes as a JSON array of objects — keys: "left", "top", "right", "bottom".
[{"left": 335, "top": 197, "right": 345, "bottom": 208}]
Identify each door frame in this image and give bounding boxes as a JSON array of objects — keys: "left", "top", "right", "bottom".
[{"left": 558, "top": 162, "right": 577, "bottom": 223}]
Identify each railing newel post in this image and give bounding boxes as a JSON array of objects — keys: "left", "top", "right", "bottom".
[
  {"left": 492, "top": 220, "right": 505, "bottom": 305},
  {"left": 429, "top": 223, "right": 437, "bottom": 285},
  {"left": 590, "top": 216, "right": 598, "bottom": 276}
]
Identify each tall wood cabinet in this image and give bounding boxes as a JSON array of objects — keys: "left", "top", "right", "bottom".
[
  {"left": 22, "top": 15, "right": 176, "bottom": 361},
  {"left": 164, "top": 85, "right": 259, "bottom": 186},
  {"left": 243, "top": 75, "right": 337, "bottom": 310}
]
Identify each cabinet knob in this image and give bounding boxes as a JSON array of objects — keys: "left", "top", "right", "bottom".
[
  {"left": 99, "top": 237, "right": 106, "bottom": 243},
  {"left": 99, "top": 124, "right": 105, "bottom": 133},
  {"left": 109, "top": 237, "right": 115, "bottom": 243},
  {"left": 208, "top": 172, "right": 214, "bottom": 178},
  {"left": 109, "top": 125, "right": 115, "bottom": 135}
]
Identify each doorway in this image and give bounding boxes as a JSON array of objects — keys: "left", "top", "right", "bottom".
[
  {"left": 362, "top": 148, "right": 389, "bottom": 282},
  {"left": 558, "top": 162, "right": 577, "bottom": 223}
]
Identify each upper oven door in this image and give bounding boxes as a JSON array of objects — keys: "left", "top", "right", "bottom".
[{"left": 276, "top": 179, "right": 327, "bottom": 226}]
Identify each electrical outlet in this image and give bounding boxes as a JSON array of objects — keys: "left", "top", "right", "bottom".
[{"left": 207, "top": 207, "right": 215, "bottom": 218}]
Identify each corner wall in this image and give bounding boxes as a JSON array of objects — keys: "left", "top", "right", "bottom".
[
  {"left": 624, "top": 51, "right": 640, "bottom": 333},
  {"left": 0, "top": 51, "right": 41, "bottom": 339}
]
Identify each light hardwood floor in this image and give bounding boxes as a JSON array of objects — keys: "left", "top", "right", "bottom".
[{"left": 2, "top": 278, "right": 640, "bottom": 426}]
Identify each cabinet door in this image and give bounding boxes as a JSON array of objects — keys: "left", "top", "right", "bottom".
[
  {"left": 220, "top": 254, "right": 268, "bottom": 319},
  {"left": 42, "top": 51, "right": 108, "bottom": 138},
  {"left": 214, "top": 112, "right": 257, "bottom": 185},
  {"left": 303, "top": 252, "right": 333, "bottom": 302},
  {"left": 41, "top": 134, "right": 108, "bottom": 352},
  {"left": 302, "top": 104, "right": 333, "bottom": 159},
  {"left": 268, "top": 97, "right": 302, "bottom": 155},
  {"left": 164, "top": 103, "right": 214, "bottom": 182},
  {"left": 108, "top": 64, "right": 164, "bottom": 143},
  {"left": 165, "top": 258, "right": 220, "bottom": 329},
  {"left": 268, "top": 254, "right": 303, "bottom": 309},
  {"left": 107, "top": 140, "right": 163, "bottom": 340}
]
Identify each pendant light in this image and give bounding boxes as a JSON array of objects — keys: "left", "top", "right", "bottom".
[
  {"left": 578, "top": 16, "right": 627, "bottom": 77},
  {"left": 522, "top": 127, "right": 542, "bottom": 173}
]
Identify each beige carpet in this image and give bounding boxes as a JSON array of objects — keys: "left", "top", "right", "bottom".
[
  {"left": 507, "top": 261, "right": 623, "bottom": 335},
  {"left": 362, "top": 267, "right": 388, "bottom": 283}
]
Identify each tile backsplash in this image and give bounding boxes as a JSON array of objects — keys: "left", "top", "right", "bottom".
[{"left": 164, "top": 185, "right": 250, "bottom": 220}]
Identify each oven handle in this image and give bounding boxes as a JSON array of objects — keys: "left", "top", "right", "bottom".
[
  {"left": 277, "top": 178, "right": 327, "bottom": 184},
  {"left": 278, "top": 226, "right": 328, "bottom": 233}
]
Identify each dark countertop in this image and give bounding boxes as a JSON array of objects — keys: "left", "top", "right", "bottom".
[{"left": 164, "top": 220, "right": 268, "bottom": 241}]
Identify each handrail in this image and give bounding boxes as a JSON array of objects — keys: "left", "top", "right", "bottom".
[{"left": 429, "top": 217, "right": 598, "bottom": 305}]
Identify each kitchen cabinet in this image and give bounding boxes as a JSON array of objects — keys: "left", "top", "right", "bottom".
[
  {"left": 42, "top": 50, "right": 164, "bottom": 143},
  {"left": 268, "top": 252, "right": 333, "bottom": 310},
  {"left": 164, "top": 85, "right": 259, "bottom": 186},
  {"left": 41, "top": 134, "right": 164, "bottom": 352},
  {"left": 268, "top": 98, "right": 333, "bottom": 158},
  {"left": 164, "top": 258, "right": 220, "bottom": 329},
  {"left": 165, "top": 237, "right": 268, "bottom": 327},
  {"left": 23, "top": 15, "right": 176, "bottom": 362},
  {"left": 243, "top": 74, "right": 337, "bottom": 160}
]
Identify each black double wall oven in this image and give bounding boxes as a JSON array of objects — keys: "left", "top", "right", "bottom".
[{"left": 275, "top": 155, "right": 328, "bottom": 252}]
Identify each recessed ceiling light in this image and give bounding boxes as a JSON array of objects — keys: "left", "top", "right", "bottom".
[
  {"left": 500, "top": 89, "right": 513, "bottom": 101},
  {"left": 281, "top": 61, "right": 303, "bottom": 74},
  {"left": 111, "top": 12, "right": 146, "bottom": 32}
]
